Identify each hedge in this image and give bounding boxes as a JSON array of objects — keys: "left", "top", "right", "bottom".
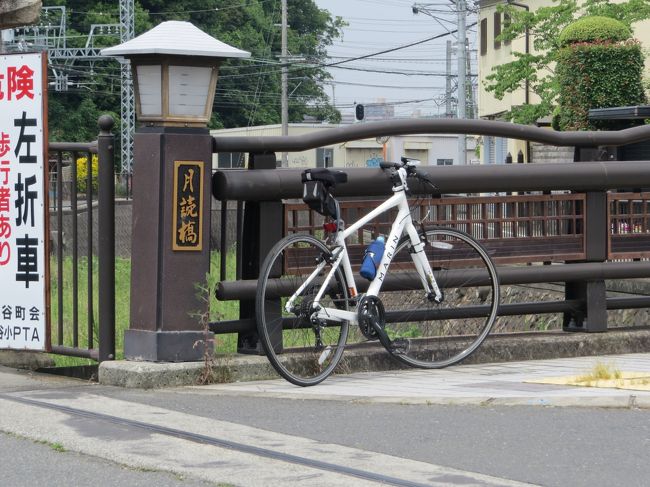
[
  {"left": 556, "top": 40, "right": 646, "bottom": 130},
  {"left": 558, "top": 16, "right": 631, "bottom": 47}
]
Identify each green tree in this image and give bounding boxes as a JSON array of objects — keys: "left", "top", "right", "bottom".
[
  {"left": 484, "top": 0, "right": 650, "bottom": 125},
  {"left": 43, "top": 0, "right": 344, "bottom": 141}
]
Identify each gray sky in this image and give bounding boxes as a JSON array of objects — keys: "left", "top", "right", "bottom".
[{"left": 314, "top": 0, "right": 477, "bottom": 119}]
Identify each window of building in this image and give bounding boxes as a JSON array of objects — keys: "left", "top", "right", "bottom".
[
  {"left": 494, "top": 12, "right": 501, "bottom": 49},
  {"left": 217, "top": 152, "right": 245, "bottom": 169},
  {"left": 436, "top": 158, "right": 453, "bottom": 166},
  {"left": 316, "top": 148, "right": 334, "bottom": 168},
  {"left": 480, "top": 18, "right": 487, "bottom": 55}
]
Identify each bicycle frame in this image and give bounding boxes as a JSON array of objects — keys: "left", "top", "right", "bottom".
[{"left": 285, "top": 169, "right": 442, "bottom": 326}]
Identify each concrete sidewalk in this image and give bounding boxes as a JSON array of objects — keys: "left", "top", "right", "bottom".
[
  {"left": 99, "top": 328, "right": 650, "bottom": 389},
  {"left": 186, "top": 352, "right": 650, "bottom": 409}
]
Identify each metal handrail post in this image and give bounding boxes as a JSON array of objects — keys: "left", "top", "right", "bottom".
[{"left": 97, "top": 115, "right": 116, "bottom": 361}]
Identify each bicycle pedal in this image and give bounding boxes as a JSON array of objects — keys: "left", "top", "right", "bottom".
[{"left": 318, "top": 346, "right": 332, "bottom": 365}]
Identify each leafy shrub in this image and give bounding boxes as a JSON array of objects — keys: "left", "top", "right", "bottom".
[
  {"left": 555, "top": 16, "right": 645, "bottom": 131},
  {"left": 558, "top": 16, "right": 631, "bottom": 47},
  {"left": 76, "top": 154, "right": 99, "bottom": 193}
]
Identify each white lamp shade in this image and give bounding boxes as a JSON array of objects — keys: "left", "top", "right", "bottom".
[
  {"left": 168, "top": 65, "right": 212, "bottom": 117},
  {"left": 136, "top": 64, "right": 162, "bottom": 116},
  {"left": 100, "top": 21, "right": 250, "bottom": 127}
]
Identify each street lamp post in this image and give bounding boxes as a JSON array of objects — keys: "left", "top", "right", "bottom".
[
  {"left": 102, "top": 22, "right": 251, "bottom": 362},
  {"left": 102, "top": 21, "right": 250, "bottom": 128}
]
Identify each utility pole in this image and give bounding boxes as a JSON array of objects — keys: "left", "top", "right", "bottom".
[
  {"left": 456, "top": 0, "right": 466, "bottom": 165},
  {"left": 412, "top": 2, "right": 469, "bottom": 163},
  {"left": 445, "top": 39, "right": 452, "bottom": 118},
  {"left": 466, "top": 41, "right": 475, "bottom": 119},
  {"left": 281, "top": 0, "right": 288, "bottom": 167}
]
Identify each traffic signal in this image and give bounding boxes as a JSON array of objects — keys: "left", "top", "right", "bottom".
[{"left": 355, "top": 104, "right": 364, "bottom": 121}]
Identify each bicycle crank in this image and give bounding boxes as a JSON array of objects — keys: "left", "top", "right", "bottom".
[{"left": 357, "top": 295, "right": 385, "bottom": 341}]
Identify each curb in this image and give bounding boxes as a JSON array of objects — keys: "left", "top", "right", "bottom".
[
  {"left": 0, "top": 350, "right": 55, "bottom": 370},
  {"left": 99, "top": 328, "right": 650, "bottom": 389}
]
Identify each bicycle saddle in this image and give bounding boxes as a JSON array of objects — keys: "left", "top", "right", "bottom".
[{"left": 301, "top": 168, "right": 348, "bottom": 188}]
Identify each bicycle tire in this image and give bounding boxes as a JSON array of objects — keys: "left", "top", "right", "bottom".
[
  {"left": 376, "top": 227, "right": 499, "bottom": 368},
  {"left": 256, "top": 234, "right": 349, "bottom": 386}
]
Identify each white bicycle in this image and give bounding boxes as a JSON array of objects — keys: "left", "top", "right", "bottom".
[{"left": 255, "top": 158, "right": 500, "bottom": 386}]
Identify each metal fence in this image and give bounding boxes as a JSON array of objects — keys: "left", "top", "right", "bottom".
[{"left": 47, "top": 116, "right": 115, "bottom": 362}]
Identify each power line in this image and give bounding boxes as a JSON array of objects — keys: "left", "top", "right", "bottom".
[
  {"left": 321, "top": 80, "right": 446, "bottom": 89},
  {"left": 322, "top": 22, "right": 477, "bottom": 68},
  {"left": 212, "top": 22, "right": 479, "bottom": 83}
]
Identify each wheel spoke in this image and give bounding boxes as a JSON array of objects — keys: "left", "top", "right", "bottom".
[
  {"left": 378, "top": 228, "right": 499, "bottom": 368},
  {"left": 256, "top": 235, "right": 349, "bottom": 386}
]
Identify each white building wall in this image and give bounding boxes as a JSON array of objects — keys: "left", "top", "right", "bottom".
[{"left": 211, "top": 124, "right": 476, "bottom": 169}]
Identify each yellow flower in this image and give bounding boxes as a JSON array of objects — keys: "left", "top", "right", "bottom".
[{"left": 75, "top": 154, "right": 99, "bottom": 193}]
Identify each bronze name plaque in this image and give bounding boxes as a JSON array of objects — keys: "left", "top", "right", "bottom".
[{"left": 172, "top": 160, "right": 204, "bottom": 251}]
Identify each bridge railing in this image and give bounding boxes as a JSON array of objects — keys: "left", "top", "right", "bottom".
[{"left": 209, "top": 120, "right": 650, "bottom": 352}]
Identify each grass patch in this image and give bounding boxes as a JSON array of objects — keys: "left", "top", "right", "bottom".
[
  {"left": 49, "top": 249, "right": 240, "bottom": 365},
  {"left": 49, "top": 442, "right": 66, "bottom": 452},
  {"left": 575, "top": 361, "right": 623, "bottom": 384},
  {"left": 5, "top": 432, "right": 67, "bottom": 453},
  {"left": 208, "top": 249, "right": 239, "bottom": 354},
  {"left": 531, "top": 366, "right": 650, "bottom": 391},
  {"left": 33, "top": 438, "right": 66, "bottom": 452}
]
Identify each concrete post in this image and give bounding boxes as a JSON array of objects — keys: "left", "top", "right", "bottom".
[{"left": 124, "top": 127, "right": 214, "bottom": 361}]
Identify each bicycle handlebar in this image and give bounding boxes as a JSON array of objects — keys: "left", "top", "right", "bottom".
[{"left": 380, "top": 158, "right": 439, "bottom": 193}]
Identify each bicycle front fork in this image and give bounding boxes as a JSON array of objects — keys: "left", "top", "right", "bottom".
[{"left": 410, "top": 238, "right": 443, "bottom": 303}]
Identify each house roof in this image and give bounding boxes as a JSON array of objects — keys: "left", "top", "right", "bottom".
[
  {"left": 588, "top": 106, "right": 650, "bottom": 121},
  {"left": 101, "top": 21, "right": 250, "bottom": 59}
]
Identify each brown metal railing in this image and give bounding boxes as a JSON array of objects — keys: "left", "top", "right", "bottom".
[
  {"left": 211, "top": 119, "right": 650, "bottom": 344},
  {"left": 47, "top": 116, "right": 115, "bottom": 362},
  {"left": 285, "top": 193, "right": 587, "bottom": 266},
  {"left": 608, "top": 192, "right": 650, "bottom": 260}
]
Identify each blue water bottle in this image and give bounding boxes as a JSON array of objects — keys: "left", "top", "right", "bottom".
[{"left": 360, "top": 236, "right": 385, "bottom": 280}]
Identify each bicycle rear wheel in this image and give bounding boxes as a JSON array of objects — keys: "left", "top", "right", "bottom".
[
  {"left": 377, "top": 227, "right": 499, "bottom": 368},
  {"left": 256, "top": 234, "right": 349, "bottom": 386}
]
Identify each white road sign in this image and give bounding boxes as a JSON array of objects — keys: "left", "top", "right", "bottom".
[{"left": 0, "top": 52, "right": 49, "bottom": 351}]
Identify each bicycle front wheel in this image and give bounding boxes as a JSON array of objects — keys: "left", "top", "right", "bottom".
[
  {"left": 378, "top": 227, "right": 499, "bottom": 368},
  {"left": 256, "top": 234, "right": 349, "bottom": 386}
]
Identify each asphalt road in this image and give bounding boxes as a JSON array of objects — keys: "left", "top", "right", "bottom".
[
  {"left": 1, "top": 364, "right": 649, "bottom": 486},
  {"left": 106, "top": 388, "right": 650, "bottom": 487},
  {"left": 0, "top": 432, "right": 219, "bottom": 487}
]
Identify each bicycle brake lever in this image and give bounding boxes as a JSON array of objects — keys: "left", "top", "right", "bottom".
[{"left": 412, "top": 170, "right": 440, "bottom": 194}]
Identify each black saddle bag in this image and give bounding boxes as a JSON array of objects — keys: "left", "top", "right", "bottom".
[{"left": 302, "top": 180, "right": 337, "bottom": 218}]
